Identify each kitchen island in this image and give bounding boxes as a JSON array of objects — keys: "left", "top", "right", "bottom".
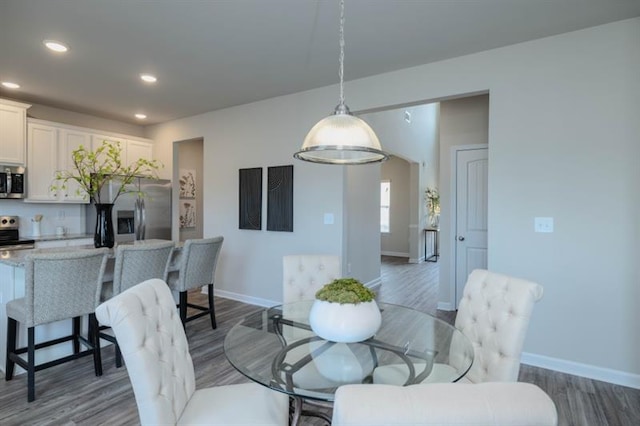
[{"left": 0, "top": 240, "right": 179, "bottom": 375}]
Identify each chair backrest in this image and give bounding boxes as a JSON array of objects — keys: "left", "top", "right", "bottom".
[
  {"left": 452, "top": 269, "right": 543, "bottom": 383},
  {"left": 95, "top": 278, "right": 195, "bottom": 425},
  {"left": 24, "top": 249, "right": 109, "bottom": 327},
  {"left": 112, "top": 241, "right": 175, "bottom": 295},
  {"left": 282, "top": 254, "right": 341, "bottom": 302},
  {"left": 171, "top": 237, "right": 223, "bottom": 292},
  {"left": 332, "top": 382, "right": 558, "bottom": 426}
]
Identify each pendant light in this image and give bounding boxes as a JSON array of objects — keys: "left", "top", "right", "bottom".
[{"left": 295, "top": 0, "right": 388, "bottom": 165}]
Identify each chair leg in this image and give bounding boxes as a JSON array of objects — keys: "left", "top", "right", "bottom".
[
  {"left": 5, "top": 318, "right": 17, "bottom": 380},
  {"left": 208, "top": 284, "right": 217, "bottom": 329},
  {"left": 27, "top": 327, "right": 35, "bottom": 402},
  {"left": 115, "top": 343, "right": 123, "bottom": 368},
  {"left": 89, "top": 314, "right": 103, "bottom": 376},
  {"left": 72, "top": 316, "right": 81, "bottom": 354},
  {"left": 179, "top": 291, "right": 188, "bottom": 328}
]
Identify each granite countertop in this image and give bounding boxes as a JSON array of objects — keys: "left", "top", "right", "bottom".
[
  {"left": 0, "top": 239, "right": 180, "bottom": 268},
  {"left": 31, "top": 234, "right": 94, "bottom": 242}
]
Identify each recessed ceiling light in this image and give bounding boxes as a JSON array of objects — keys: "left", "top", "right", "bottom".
[
  {"left": 135, "top": 113, "right": 147, "bottom": 120},
  {"left": 1, "top": 81, "right": 20, "bottom": 89},
  {"left": 140, "top": 74, "right": 157, "bottom": 83},
  {"left": 44, "top": 40, "right": 69, "bottom": 53}
]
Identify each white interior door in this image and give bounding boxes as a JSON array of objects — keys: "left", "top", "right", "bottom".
[{"left": 455, "top": 148, "right": 488, "bottom": 307}]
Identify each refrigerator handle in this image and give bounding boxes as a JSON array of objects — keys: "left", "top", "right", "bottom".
[
  {"left": 140, "top": 197, "right": 146, "bottom": 240},
  {"left": 134, "top": 197, "right": 142, "bottom": 240}
]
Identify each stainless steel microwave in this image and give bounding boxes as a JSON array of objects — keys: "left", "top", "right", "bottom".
[{"left": 0, "top": 165, "right": 26, "bottom": 199}]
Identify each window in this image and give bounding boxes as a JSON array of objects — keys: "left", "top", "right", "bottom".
[{"left": 380, "top": 180, "right": 390, "bottom": 233}]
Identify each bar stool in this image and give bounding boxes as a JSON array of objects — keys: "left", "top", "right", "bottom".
[
  {"left": 167, "top": 237, "right": 223, "bottom": 329},
  {"left": 5, "top": 249, "right": 109, "bottom": 402},
  {"left": 99, "top": 240, "right": 175, "bottom": 367}
]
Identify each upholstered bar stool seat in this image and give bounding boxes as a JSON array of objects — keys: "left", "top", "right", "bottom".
[
  {"left": 5, "top": 249, "right": 109, "bottom": 402},
  {"left": 98, "top": 240, "right": 174, "bottom": 367},
  {"left": 96, "top": 278, "right": 288, "bottom": 425},
  {"left": 167, "top": 237, "right": 223, "bottom": 329}
]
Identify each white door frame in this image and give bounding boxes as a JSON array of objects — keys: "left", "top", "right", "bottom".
[{"left": 449, "top": 144, "right": 488, "bottom": 309}]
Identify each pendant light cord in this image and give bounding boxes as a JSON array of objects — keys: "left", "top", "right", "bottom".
[{"left": 338, "top": 0, "right": 345, "bottom": 106}]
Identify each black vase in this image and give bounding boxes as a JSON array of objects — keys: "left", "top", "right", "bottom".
[{"left": 94, "top": 203, "right": 115, "bottom": 248}]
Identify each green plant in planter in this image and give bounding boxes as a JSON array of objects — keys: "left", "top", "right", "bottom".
[
  {"left": 50, "top": 140, "right": 162, "bottom": 203},
  {"left": 315, "top": 278, "right": 376, "bottom": 304}
]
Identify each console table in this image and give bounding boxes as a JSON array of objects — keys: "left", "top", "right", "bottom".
[{"left": 424, "top": 227, "right": 440, "bottom": 262}]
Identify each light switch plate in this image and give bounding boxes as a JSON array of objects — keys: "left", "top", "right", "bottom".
[
  {"left": 534, "top": 217, "right": 554, "bottom": 233},
  {"left": 324, "top": 213, "right": 334, "bottom": 225}
]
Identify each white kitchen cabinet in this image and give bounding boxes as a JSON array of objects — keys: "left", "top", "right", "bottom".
[
  {"left": 59, "top": 129, "right": 91, "bottom": 202},
  {"left": 126, "top": 139, "right": 153, "bottom": 165},
  {"left": 0, "top": 99, "right": 30, "bottom": 165},
  {"left": 26, "top": 121, "right": 58, "bottom": 201},
  {"left": 92, "top": 134, "right": 153, "bottom": 166},
  {"left": 26, "top": 120, "right": 91, "bottom": 203},
  {"left": 25, "top": 119, "right": 153, "bottom": 204}
]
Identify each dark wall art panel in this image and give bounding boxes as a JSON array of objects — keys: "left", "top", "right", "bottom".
[
  {"left": 267, "top": 165, "right": 293, "bottom": 232},
  {"left": 239, "top": 167, "right": 262, "bottom": 230}
]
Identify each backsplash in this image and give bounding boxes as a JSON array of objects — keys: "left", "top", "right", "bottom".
[{"left": 0, "top": 200, "right": 85, "bottom": 237}]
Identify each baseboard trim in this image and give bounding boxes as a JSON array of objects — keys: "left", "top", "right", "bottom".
[
  {"left": 408, "top": 257, "right": 422, "bottom": 264},
  {"left": 213, "top": 288, "right": 278, "bottom": 308},
  {"left": 437, "top": 301, "right": 454, "bottom": 311},
  {"left": 381, "top": 251, "right": 409, "bottom": 258},
  {"left": 366, "top": 277, "right": 382, "bottom": 293},
  {"left": 521, "top": 352, "right": 640, "bottom": 389}
]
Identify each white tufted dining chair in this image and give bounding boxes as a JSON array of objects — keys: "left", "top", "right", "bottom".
[
  {"left": 373, "top": 269, "right": 544, "bottom": 385},
  {"left": 282, "top": 254, "right": 341, "bottom": 302},
  {"left": 332, "top": 382, "right": 558, "bottom": 426},
  {"left": 95, "top": 278, "right": 288, "bottom": 426}
]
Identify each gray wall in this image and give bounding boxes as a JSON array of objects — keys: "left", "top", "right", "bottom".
[
  {"left": 25, "top": 100, "right": 146, "bottom": 137},
  {"left": 177, "top": 138, "right": 204, "bottom": 241},
  {"left": 380, "top": 156, "right": 410, "bottom": 256},
  {"left": 363, "top": 103, "right": 440, "bottom": 262},
  {"left": 438, "top": 95, "right": 490, "bottom": 305},
  {"left": 147, "top": 18, "right": 640, "bottom": 382}
]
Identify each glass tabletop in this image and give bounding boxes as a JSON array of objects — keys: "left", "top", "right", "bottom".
[{"left": 224, "top": 300, "right": 474, "bottom": 402}]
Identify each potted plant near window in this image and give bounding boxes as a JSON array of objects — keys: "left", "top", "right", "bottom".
[
  {"left": 309, "top": 278, "right": 382, "bottom": 343},
  {"left": 51, "top": 140, "right": 161, "bottom": 248}
]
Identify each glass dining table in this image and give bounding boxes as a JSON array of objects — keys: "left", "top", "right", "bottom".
[{"left": 224, "top": 300, "right": 474, "bottom": 425}]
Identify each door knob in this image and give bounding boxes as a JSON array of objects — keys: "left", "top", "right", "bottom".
[{"left": 458, "top": 236, "right": 465, "bottom": 241}]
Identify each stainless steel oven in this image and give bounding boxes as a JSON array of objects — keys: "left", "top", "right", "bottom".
[{"left": 0, "top": 165, "right": 27, "bottom": 199}]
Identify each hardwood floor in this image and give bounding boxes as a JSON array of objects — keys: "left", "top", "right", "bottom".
[{"left": 0, "top": 256, "right": 638, "bottom": 425}]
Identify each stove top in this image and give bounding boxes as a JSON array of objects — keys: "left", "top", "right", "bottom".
[{"left": 0, "top": 215, "right": 36, "bottom": 250}]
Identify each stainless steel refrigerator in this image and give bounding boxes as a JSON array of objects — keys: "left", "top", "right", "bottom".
[{"left": 85, "top": 177, "right": 172, "bottom": 243}]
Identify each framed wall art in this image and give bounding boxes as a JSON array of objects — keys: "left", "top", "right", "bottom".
[
  {"left": 267, "top": 165, "right": 293, "bottom": 232},
  {"left": 239, "top": 167, "right": 263, "bottom": 230}
]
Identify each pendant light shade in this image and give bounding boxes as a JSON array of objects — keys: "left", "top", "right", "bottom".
[
  {"left": 295, "top": 0, "right": 387, "bottom": 165},
  {"left": 295, "top": 105, "right": 388, "bottom": 164}
]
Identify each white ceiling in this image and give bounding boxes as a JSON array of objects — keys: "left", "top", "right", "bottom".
[{"left": 1, "top": 0, "right": 639, "bottom": 125}]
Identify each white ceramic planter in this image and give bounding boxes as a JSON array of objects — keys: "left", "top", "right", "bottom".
[{"left": 309, "top": 299, "right": 382, "bottom": 343}]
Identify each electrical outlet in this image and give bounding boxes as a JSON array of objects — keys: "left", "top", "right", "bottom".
[
  {"left": 534, "top": 217, "right": 554, "bottom": 233},
  {"left": 323, "top": 213, "right": 334, "bottom": 225}
]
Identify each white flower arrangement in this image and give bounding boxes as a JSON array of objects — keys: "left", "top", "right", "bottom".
[{"left": 425, "top": 187, "right": 440, "bottom": 216}]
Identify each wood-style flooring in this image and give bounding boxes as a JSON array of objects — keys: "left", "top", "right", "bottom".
[{"left": 0, "top": 255, "right": 638, "bottom": 425}]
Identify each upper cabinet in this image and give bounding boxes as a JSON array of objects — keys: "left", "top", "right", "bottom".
[
  {"left": 126, "top": 139, "right": 153, "bottom": 165},
  {"left": 91, "top": 134, "right": 153, "bottom": 166},
  {"left": 26, "top": 118, "right": 154, "bottom": 204},
  {"left": 0, "top": 99, "right": 30, "bottom": 165},
  {"left": 26, "top": 121, "right": 59, "bottom": 201}
]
